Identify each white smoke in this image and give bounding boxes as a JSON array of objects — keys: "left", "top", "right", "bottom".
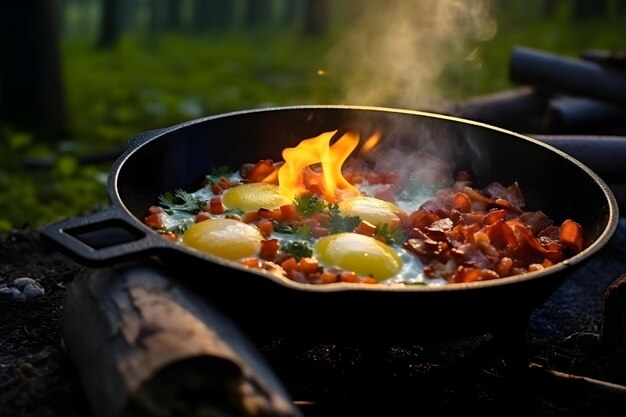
[{"left": 323, "top": 0, "right": 497, "bottom": 109}]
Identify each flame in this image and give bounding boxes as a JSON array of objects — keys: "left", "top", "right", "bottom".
[
  {"left": 277, "top": 130, "right": 361, "bottom": 202},
  {"left": 358, "top": 130, "right": 382, "bottom": 158}
]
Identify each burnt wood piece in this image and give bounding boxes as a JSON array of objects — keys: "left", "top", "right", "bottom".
[
  {"left": 510, "top": 46, "right": 626, "bottom": 106},
  {"left": 61, "top": 261, "right": 302, "bottom": 417}
]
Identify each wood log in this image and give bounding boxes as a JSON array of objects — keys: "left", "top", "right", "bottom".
[
  {"left": 527, "top": 134, "right": 626, "bottom": 184},
  {"left": 445, "top": 86, "right": 549, "bottom": 133},
  {"left": 510, "top": 46, "right": 626, "bottom": 106},
  {"left": 545, "top": 96, "right": 626, "bottom": 134},
  {"left": 61, "top": 260, "right": 303, "bottom": 417}
]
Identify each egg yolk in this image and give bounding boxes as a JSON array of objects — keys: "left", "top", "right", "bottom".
[
  {"left": 222, "top": 182, "right": 291, "bottom": 212},
  {"left": 337, "top": 196, "right": 403, "bottom": 226},
  {"left": 183, "top": 218, "right": 263, "bottom": 260},
  {"left": 314, "top": 232, "right": 403, "bottom": 281}
]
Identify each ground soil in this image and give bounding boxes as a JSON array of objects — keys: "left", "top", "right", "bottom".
[{"left": 1, "top": 226, "right": 625, "bottom": 417}]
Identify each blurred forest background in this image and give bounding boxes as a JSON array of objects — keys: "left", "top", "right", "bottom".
[{"left": 0, "top": 0, "right": 625, "bottom": 232}]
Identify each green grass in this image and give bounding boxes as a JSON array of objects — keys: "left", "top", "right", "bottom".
[{"left": 1, "top": 4, "right": 625, "bottom": 232}]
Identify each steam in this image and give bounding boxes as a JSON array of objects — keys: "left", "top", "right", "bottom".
[{"left": 322, "top": 0, "right": 497, "bottom": 109}]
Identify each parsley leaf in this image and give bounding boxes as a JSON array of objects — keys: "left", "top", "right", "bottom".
[
  {"left": 158, "top": 189, "right": 206, "bottom": 214},
  {"left": 294, "top": 193, "right": 327, "bottom": 216},
  {"left": 205, "top": 166, "right": 231, "bottom": 184},
  {"left": 327, "top": 203, "right": 361, "bottom": 233},
  {"left": 281, "top": 241, "right": 313, "bottom": 260},
  {"left": 294, "top": 223, "right": 313, "bottom": 239},
  {"left": 375, "top": 223, "right": 405, "bottom": 245}
]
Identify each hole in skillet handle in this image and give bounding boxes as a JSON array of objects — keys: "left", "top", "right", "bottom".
[{"left": 39, "top": 205, "right": 170, "bottom": 266}]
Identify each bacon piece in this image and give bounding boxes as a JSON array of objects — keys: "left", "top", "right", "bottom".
[
  {"left": 519, "top": 211, "right": 553, "bottom": 234},
  {"left": 560, "top": 219, "right": 584, "bottom": 253},
  {"left": 451, "top": 266, "right": 500, "bottom": 283}
]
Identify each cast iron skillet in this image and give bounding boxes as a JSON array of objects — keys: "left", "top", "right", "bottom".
[{"left": 41, "top": 105, "right": 619, "bottom": 344}]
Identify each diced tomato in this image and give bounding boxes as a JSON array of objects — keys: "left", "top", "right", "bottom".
[
  {"left": 297, "top": 257, "right": 319, "bottom": 274},
  {"left": 241, "top": 212, "right": 259, "bottom": 223},
  {"left": 280, "top": 257, "right": 298, "bottom": 273},
  {"left": 257, "top": 208, "right": 282, "bottom": 221},
  {"left": 247, "top": 159, "right": 277, "bottom": 183},
  {"left": 279, "top": 203, "right": 299, "bottom": 221},
  {"left": 257, "top": 219, "right": 274, "bottom": 238},
  {"left": 144, "top": 213, "right": 162, "bottom": 229},
  {"left": 259, "top": 239, "right": 279, "bottom": 260},
  {"left": 195, "top": 211, "right": 211, "bottom": 223},
  {"left": 208, "top": 197, "right": 225, "bottom": 215},
  {"left": 319, "top": 271, "right": 339, "bottom": 284},
  {"left": 354, "top": 220, "right": 376, "bottom": 237},
  {"left": 340, "top": 271, "right": 360, "bottom": 283}
]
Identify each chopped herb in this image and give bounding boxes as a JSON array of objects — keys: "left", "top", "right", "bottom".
[
  {"left": 282, "top": 241, "right": 313, "bottom": 260},
  {"left": 205, "top": 166, "right": 231, "bottom": 184},
  {"left": 375, "top": 223, "right": 405, "bottom": 245},
  {"left": 294, "top": 223, "right": 313, "bottom": 239},
  {"left": 158, "top": 189, "right": 206, "bottom": 214},
  {"left": 327, "top": 203, "right": 361, "bottom": 233},
  {"left": 294, "top": 193, "right": 327, "bottom": 216}
]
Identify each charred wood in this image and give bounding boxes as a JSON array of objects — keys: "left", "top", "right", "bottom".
[{"left": 61, "top": 261, "right": 302, "bottom": 417}]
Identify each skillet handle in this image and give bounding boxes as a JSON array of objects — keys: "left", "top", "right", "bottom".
[{"left": 40, "top": 206, "right": 172, "bottom": 266}]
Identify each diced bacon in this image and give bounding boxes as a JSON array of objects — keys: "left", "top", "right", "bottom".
[{"left": 560, "top": 219, "right": 584, "bottom": 253}]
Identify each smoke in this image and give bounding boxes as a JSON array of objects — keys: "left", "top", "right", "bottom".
[{"left": 322, "top": 0, "right": 497, "bottom": 109}]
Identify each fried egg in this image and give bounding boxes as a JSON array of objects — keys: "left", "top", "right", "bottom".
[
  {"left": 221, "top": 182, "right": 291, "bottom": 212},
  {"left": 314, "top": 232, "right": 403, "bottom": 281},
  {"left": 337, "top": 196, "right": 404, "bottom": 226},
  {"left": 183, "top": 218, "right": 263, "bottom": 260}
]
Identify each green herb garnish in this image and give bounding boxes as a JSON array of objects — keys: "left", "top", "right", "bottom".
[
  {"left": 282, "top": 241, "right": 313, "bottom": 260},
  {"left": 164, "top": 218, "right": 195, "bottom": 235},
  {"left": 327, "top": 203, "right": 361, "bottom": 233},
  {"left": 375, "top": 223, "right": 405, "bottom": 245},
  {"left": 294, "top": 223, "right": 313, "bottom": 239},
  {"left": 158, "top": 189, "right": 206, "bottom": 214},
  {"left": 205, "top": 165, "right": 230, "bottom": 184},
  {"left": 294, "top": 193, "right": 327, "bottom": 216}
]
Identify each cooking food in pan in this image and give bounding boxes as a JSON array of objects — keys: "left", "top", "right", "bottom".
[{"left": 142, "top": 129, "right": 584, "bottom": 286}]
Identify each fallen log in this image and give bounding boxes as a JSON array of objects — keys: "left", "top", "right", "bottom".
[
  {"left": 510, "top": 46, "right": 626, "bottom": 106},
  {"left": 61, "top": 260, "right": 302, "bottom": 417}
]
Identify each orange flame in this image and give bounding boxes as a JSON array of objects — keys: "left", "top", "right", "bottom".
[{"left": 277, "top": 130, "right": 361, "bottom": 202}]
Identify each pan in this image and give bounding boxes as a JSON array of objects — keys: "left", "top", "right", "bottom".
[{"left": 41, "top": 105, "right": 619, "bottom": 344}]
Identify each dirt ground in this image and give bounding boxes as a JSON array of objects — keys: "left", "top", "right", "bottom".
[{"left": 1, "top": 226, "right": 626, "bottom": 417}]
